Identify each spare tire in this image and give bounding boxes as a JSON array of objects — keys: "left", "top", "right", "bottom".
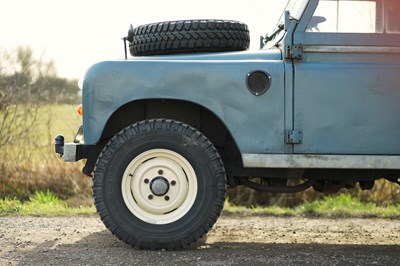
[{"left": 127, "top": 19, "right": 250, "bottom": 56}]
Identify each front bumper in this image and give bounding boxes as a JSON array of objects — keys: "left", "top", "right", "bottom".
[
  {"left": 54, "top": 126, "right": 104, "bottom": 176},
  {"left": 54, "top": 135, "right": 89, "bottom": 162},
  {"left": 54, "top": 126, "right": 87, "bottom": 162}
]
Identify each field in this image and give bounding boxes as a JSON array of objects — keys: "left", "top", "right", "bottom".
[
  {"left": 1, "top": 104, "right": 400, "bottom": 212},
  {"left": 0, "top": 104, "right": 92, "bottom": 206}
]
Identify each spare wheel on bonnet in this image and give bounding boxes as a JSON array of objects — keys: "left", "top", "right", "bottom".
[{"left": 127, "top": 19, "right": 250, "bottom": 56}]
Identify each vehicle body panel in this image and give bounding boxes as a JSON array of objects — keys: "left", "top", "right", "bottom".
[
  {"left": 291, "top": 0, "right": 400, "bottom": 155},
  {"left": 293, "top": 51, "right": 400, "bottom": 155},
  {"left": 82, "top": 49, "right": 286, "bottom": 154}
]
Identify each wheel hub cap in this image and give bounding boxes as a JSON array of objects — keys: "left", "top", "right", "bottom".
[
  {"left": 122, "top": 149, "right": 198, "bottom": 224},
  {"left": 150, "top": 177, "right": 169, "bottom": 196}
]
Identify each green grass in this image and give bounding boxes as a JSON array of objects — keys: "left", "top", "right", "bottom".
[
  {"left": 0, "top": 190, "right": 95, "bottom": 216},
  {"left": 223, "top": 194, "right": 400, "bottom": 219},
  {"left": 2, "top": 192, "right": 399, "bottom": 218}
]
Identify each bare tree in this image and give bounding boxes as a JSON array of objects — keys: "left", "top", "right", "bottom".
[
  {"left": 0, "top": 46, "right": 80, "bottom": 148},
  {"left": 0, "top": 47, "right": 48, "bottom": 148}
]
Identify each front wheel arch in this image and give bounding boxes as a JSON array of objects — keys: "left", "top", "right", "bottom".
[{"left": 94, "top": 99, "right": 243, "bottom": 179}]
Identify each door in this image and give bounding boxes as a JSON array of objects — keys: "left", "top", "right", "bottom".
[{"left": 292, "top": 0, "right": 400, "bottom": 155}]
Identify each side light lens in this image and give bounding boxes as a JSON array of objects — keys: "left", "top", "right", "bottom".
[{"left": 77, "top": 104, "right": 83, "bottom": 117}]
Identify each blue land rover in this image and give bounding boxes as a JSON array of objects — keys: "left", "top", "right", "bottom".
[{"left": 55, "top": 0, "right": 400, "bottom": 249}]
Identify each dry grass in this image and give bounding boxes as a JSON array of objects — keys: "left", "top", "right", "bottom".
[{"left": 0, "top": 104, "right": 93, "bottom": 207}]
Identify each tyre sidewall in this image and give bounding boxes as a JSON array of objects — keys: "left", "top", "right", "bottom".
[{"left": 94, "top": 124, "right": 224, "bottom": 248}]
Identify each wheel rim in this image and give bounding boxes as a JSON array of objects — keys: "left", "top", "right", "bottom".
[{"left": 122, "top": 149, "right": 198, "bottom": 224}]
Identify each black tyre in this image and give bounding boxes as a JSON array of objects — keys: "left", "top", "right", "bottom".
[
  {"left": 93, "top": 119, "right": 226, "bottom": 250},
  {"left": 127, "top": 19, "right": 250, "bottom": 56}
]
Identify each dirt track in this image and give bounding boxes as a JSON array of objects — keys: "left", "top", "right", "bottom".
[{"left": 0, "top": 215, "right": 399, "bottom": 265}]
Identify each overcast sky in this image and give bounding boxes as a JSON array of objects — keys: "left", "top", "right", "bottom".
[{"left": 0, "top": 0, "right": 285, "bottom": 79}]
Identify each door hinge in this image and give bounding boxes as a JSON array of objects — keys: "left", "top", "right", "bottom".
[
  {"left": 286, "top": 130, "right": 303, "bottom": 144},
  {"left": 286, "top": 44, "right": 303, "bottom": 59}
]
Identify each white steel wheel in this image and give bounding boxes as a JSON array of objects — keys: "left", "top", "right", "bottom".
[
  {"left": 93, "top": 119, "right": 226, "bottom": 250},
  {"left": 122, "top": 149, "right": 198, "bottom": 224}
]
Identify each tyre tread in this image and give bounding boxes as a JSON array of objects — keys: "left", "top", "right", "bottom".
[
  {"left": 128, "top": 20, "right": 250, "bottom": 56},
  {"left": 93, "top": 119, "right": 226, "bottom": 250}
]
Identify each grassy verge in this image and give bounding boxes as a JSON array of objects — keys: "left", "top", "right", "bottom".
[
  {"left": 223, "top": 194, "right": 400, "bottom": 219},
  {"left": 1, "top": 192, "right": 399, "bottom": 218},
  {"left": 0, "top": 190, "right": 95, "bottom": 216}
]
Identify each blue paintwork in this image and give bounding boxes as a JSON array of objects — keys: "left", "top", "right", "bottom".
[
  {"left": 82, "top": 49, "right": 286, "bottom": 154},
  {"left": 294, "top": 54, "right": 400, "bottom": 154},
  {"left": 292, "top": 0, "right": 400, "bottom": 155}
]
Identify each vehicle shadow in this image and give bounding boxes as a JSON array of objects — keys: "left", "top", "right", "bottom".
[{"left": 16, "top": 229, "right": 400, "bottom": 266}]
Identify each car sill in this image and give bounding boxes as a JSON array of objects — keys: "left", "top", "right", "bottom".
[{"left": 242, "top": 154, "right": 400, "bottom": 169}]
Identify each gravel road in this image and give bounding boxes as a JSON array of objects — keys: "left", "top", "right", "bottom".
[{"left": 0, "top": 215, "right": 399, "bottom": 265}]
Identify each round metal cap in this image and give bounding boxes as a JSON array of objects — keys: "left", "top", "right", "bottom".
[
  {"left": 246, "top": 70, "right": 272, "bottom": 96},
  {"left": 150, "top": 177, "right": 170, "bottom": 196}
]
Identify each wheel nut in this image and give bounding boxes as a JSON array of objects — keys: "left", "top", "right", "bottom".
[
  {"left": 148, "top": 195, "right": 153, "bottom": 200},
  {"left": 165, "top": 196, "right": 170, "bottom": 201},
  {"left": 158, "top": 169, "right": 163, "bottom": 175},
  {"left": 171, "top": 180, "right": 176, "bottom": 186},
  {"left": 144, "top": 178, "right": 149, "bottom": 184}
]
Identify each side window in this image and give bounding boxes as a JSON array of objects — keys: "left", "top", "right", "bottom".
[
  {"left": 307, "top": 0, "right": 400, "bottom": 34},
  {"left": 308, "top": 0, "right": 378, "bottom": 33}
]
